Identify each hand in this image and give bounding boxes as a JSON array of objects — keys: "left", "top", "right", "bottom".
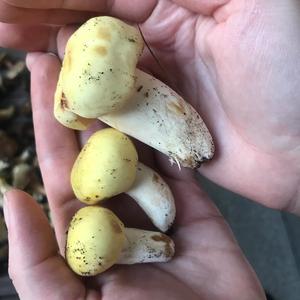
[
  {"left": 3, "top": 53, "right": 265, "bottom": 299},
  {"left": 0, "top": 1, "right": 300, "bottom": 213},
  {"left": 1, "top": 0, "right": 298, "bottom": 298}
]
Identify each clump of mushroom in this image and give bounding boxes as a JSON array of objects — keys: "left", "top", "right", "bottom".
[
  {"left": 66, "top": 128, "right": 176, "bottom": 275},
  {"left": 56, "top": 16, "right": 216, "bottom": 277},
  {"left": 55, "top": 16, "right": 214, "bottom": 168}
]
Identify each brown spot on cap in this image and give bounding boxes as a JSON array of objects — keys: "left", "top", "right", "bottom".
[
  {"left": 94, "top": 46, "right": 107, "bottom": 56},
  {"left": 60, "top": 92, "right": 69, "bottom": 110},
  {"left": 64, "top": 50, "right": 72, "bottom": 73},
  {"left": 152, "top": 173, "right": 160, "bottom": 184},
  {"left": 98, "top": 29, "right": 111, "bottom": 41},
  {"left": 110, "top": 220, "right": 123, "bottom": 234}
]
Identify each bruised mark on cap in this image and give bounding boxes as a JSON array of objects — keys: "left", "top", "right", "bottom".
[
  {"left": 152, "top": 173, "right": 160, "bottom": 184},
  {"left": 98, "top": 29, "right": 111, "bottom": 41},
  {"left": 110, "top": 220, "right": 123, "bottom": 234},
  {"left": 60, "top": 92, "right": 69, "bottom": 110},
  {"left": 94, "top": 46, "right": 108, "bottom": 56},
  {"left": 64, "top": 50, "right": 72, "bottom": 72}
]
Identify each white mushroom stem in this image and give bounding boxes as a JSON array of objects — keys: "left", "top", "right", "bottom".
[
  {"left": 99, "top": 69, "right": 214, "bottom": 169},
  {"left": 126, "top": 162, "right": 175, "bottom": 232},
  {"left": 118, "top": 228, "right": 175, "bottom": 264}
]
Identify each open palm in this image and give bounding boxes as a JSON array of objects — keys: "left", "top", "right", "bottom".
[
  {"left": 1, "top": 0, "right": 298, "bottom": 299},
  {"left": 136, "top": 0, "right": 300, "bottom": 213},
  {"left": 5, "top": 53, "right": 264, "bottom": 299}
]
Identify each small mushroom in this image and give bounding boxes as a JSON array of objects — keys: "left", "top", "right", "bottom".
[
  {"left": 15, "top": 147, "right": 33, "bottom": 164},
  {"left": 0, "top": 130, "right": 18, "bottom": 159},
  {"left": 55, "top": 16, "right": 214, "bottom": 168},
  {"left": 71, "top": 128, "right": 175, "bottom": 232},
  {"left": 0, "top": 177, "right": 11, "bottom": 208},
  {"left": 66, "top": 206, "right": 174, "bottom": 276},
  {"left": 0, "top": 161, "right": 9, "bottom": 179},
  {"left": 12, "top": 163, "right": 32, "bottom": 189},
  {"left": 71, "top": 128, "right": 138, "bottom": 204},
  {"left": 0, "top": 213, "right": 8, "bottom": 263},
  {"left": 0, "top": 105, "right": 15, "bottom": 121},
  {"left": 0, "top": 52, "right": 6, "bottom": 64},
  {"left": 5, "top": 61, "right": 26, "bottom": 80},
  {"left": 0, "top": 160, "right": 9, "bottom": 173}
]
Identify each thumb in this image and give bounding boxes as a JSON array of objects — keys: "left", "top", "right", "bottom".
[{"left": 3, "top": 190, "right": 86, "bottom": 300}]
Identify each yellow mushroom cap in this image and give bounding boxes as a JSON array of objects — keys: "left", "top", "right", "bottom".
[
  {"left": 54, "top": 70, "right": 95, "bottom": 130},
  {"left": 66, "top": 206, "right": 125, "bottom": 276},
  {"left": 71, "top": 128, "right": 138, "bottom": 204},
  {"left": 55, "top": 16, "right": 144, "bottom": 120}
]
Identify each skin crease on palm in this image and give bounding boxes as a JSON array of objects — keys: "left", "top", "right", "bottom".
[{"left": 0, "top": 0, "right": 299, "bottom": 299}]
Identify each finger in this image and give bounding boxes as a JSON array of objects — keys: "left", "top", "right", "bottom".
[
  {"left": 172, "top": 0, "right": 230, "bottom": 15},
  {"left": 0, "top": 23, "right": 58, "bottom": 52},
  {"left": 2, "top": 0, "right": 158, "bottom": 22},
  {"left": 0, "top": 1, "right": 95, "bottom": 25},
  {"left": 158, "top": 179, "right": 266, "bottom": 300},
  {"left": 56, "top": 24, "right": 78, "bottom": 59},
  {"left": 3, "top": 190, "right": 88, "bottom": 300},
  {"left": 5, "top": 0, "right": 108, "bottom": 12},
  {"left": 29, "top": 52, "right": 81, "bottom": 246}
]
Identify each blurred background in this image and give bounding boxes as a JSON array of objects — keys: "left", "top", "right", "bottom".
[{"left": 0, "top": 49, "right": 299, "bottom": 300}]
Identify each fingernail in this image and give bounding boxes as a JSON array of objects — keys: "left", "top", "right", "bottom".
[
  {"left": 47, "top": 52, "right": 57, "bottom": 57},
  {"left": 3, "top": 192, "right": 10, "bottom": 230},
  {"left": 26, "top": 52, "right": 58, "bottom": 71},
  {"left": 26, "top": 52, "right": 45, "bottom": 71}
]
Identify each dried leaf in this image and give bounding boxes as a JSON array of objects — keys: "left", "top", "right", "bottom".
[
  {"left": 0, "top": 106, "right": 15, "bottom": 121},
  {"left": 5, "top": 61, "right": 26, "bottom": 80}
]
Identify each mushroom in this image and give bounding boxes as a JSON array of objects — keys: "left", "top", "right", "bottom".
[
  {"left": 55, "top": 16, "right": 214, "bottom": 169},
  {"left": 66, "top": 206, "right": 175, "bottom": 276},
  {"left": 12, "top": 163, "right": 33, "bottom": 189},
  {"left": 0, "top": 177, "right": 11, "bottom": 208},
  {"left": 5, "top": 61, "right": 26, "bottom": 80},
  {"left": 0, "top": 130, "right": 18, "bottom": 159},
  {"left": 0, "top": 213, "right": 8, "bottom": 264},
  {"left": 71, "top": 128, "right": 175, "bottom": 232},
  {"left": 0, "top": 105, "right": 14, "bottom": 121},
  {"left": 15, "top": 147, "right": 34, "bottom": 164},
  {"left": 71, "top": 128, "right": 138, "bottom": 205},
  {"left": 0, "top": 160, "right": 9, "bottom": 175}
]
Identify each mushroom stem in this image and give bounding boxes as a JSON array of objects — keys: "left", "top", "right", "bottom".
[
  {"left": 99, "top": 69, "right": 214, "bottom": 168},
  {"left": 126, "top": 162, "right": 175, "bottom": 232},
  {"left": 118, "top": 228, "right": 175, "bottom": 264}
]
